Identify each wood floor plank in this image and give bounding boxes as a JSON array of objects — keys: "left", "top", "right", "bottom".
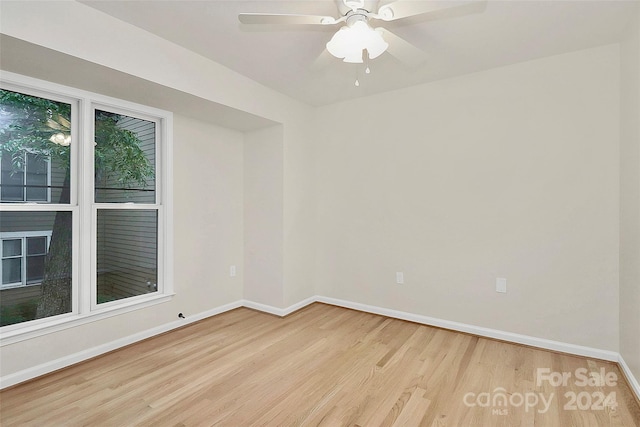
[{"left": 1, "top": 303, "right": 639, "bottom": 426}]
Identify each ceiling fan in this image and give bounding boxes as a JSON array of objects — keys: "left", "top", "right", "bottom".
[{"left": 239, "top": 0, "right": 482, "bottom": 67}]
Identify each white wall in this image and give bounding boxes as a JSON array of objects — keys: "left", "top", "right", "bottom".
[
  {"left": 620, "top": 4, "right": 640, "bottom": 383},
  {"left": 173, "top": 116, "right": 245, "bottom": 310},
  {"left": 244, "top": 125, "right": 284, "bottom": 307},
  {"left": 283, "top": 122, "right": 318, "bottom": 306},
  {"left": 0, "top": 115, "right": 245, "bottom": 377},
  {"left": 0, "top": 1, "right": 317, "bottom": 381},
  {"left": 314, "top": 45, "right": 620, "bottom": 351}
]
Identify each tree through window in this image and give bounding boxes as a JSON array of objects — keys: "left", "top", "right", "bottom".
[{"left": 0, "top": 84, "right": 165, "bottom": 328}]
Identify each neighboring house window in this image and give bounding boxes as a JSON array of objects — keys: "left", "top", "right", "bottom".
[
  {"left": 0, "top": 151, "right": 51, "bottom": 202},
  {"left": 0, "top": 74, "right": 173, "bottom": 336},
  {"left": 0, "top": 232, "right": 52, "bottom": 288}
]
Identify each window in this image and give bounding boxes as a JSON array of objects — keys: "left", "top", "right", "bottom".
[
  {"left": 0, "top": 74, "right": 173, "bottom": 337},
  {"left": 1, "top": 232, "right": 52, "bottom": 288},
  {"left": 0, "top": 152, "right": 51, "bottom": 202},
  {"left": 94, "top": 109, "right": 159, "bottom": 306}
]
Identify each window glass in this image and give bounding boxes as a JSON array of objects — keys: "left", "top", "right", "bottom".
[
  {"left": 0, "top": 89, "right": 71, "bottom": 204},
  {"left": 94, "top": 110, "right": 155, "bottom": 204},
  {"left": 2, "top": 258, "right": 21, "bottom": 285},
  {"left": 26, "top": 254, "right": 46, "bottom": 284},
  {"left": 27, "top": 236, "right": 47, "bottom": 255},
  {"left": 25, "top": 153, "right": 48, "bottom": 201},
  {"left": 2, "top": 239, "right": 21, "bottom": 257},
  {"left": 0, "top": 211, "right": 71, "bottom": 326},
  {"left": 1, "top": 154, "right": 24, "bottom": 201},
  {"left": 97, "top": 209, "right": 157, "bottom": 304},
  {"left": 26, "top": 236, "right": 47, "bottom": 284}
]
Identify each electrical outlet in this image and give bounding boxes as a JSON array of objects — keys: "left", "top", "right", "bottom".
[
  {"left": 230, "top": 265, "right": 236, "bottom": 277},
  {"left": 396, "top": 272, "right": 404, "bottom": 284},
  {"left": 496, "top": 277, "right": 507, "bottom": 293}
]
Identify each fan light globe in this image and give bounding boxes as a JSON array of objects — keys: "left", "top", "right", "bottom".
[{"left": 326, "top": 21, "right": 388, "bottom": 63}]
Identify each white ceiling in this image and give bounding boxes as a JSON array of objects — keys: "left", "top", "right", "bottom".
[{"left": 80, "top": 0, "right": 638, "bottom": 106}]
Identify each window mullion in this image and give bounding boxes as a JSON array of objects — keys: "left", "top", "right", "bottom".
[
  {"left": 22, "top": 152, "right": 27, "bottom": 202},
  {"left": 21, "top": 238, "right": 26, "bottom": 286},
  {"left": 78, "top": 99, "right": 92, "bottom": 316},
  {"left": 47, "top": 158, "right": 52, "bottom": 204}
]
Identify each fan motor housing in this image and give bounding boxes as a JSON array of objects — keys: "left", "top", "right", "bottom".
[
  {"left": 338, "top": 0, "right": 378, "bottom": 15},
  {"left": 345, "top": 10, "right": 369, "bottom": 26}
]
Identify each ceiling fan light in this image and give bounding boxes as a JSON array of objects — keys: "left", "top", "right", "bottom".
[
  {"left": 326, "top": 26, "right": 350, "bottom": 58},
  {"left": 343, "top": 51, "right": 364, "bottom": 63},
  {"left": 365, "top": 28, "right": 388, "bottom": 59},
  {"left": 327, "top": 21, "right": 388, "bottom": 63}
]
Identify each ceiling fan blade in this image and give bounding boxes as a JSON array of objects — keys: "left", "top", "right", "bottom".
[
  {"left": 239, "top": 13, "right": 337, "bottom": 25},
  {"left": 378, "top": 28, "right": 427, "bottom": 66},
  {"left": 377, "top": 0, "right": 480, "bottom": 22}
]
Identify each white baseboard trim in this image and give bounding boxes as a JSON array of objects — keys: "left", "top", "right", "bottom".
[
  {"left": 3, "top": 295, "right": 638, "bottom": 402},
  {"left": 316, "top": 296, "right": 620, "bottom": 362},
  {"left": 241, "top": 296, "right": 316, "bottom": 317},
  {"left": 0, "top": 300, "right": 243, "bottom": 390},
  {"left": 619, "top": 354, "right": 640, "bottom": 402}
]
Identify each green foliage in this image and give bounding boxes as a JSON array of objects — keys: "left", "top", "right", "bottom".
[
  {"left": 94, "top": 111, "right": 154, "bottom": 189},
  {"left": 0, "top": 89, "right": 154, "bottom": 189},
  {"left": 0, "top": 89, "right": 71, "bottom": 169}
]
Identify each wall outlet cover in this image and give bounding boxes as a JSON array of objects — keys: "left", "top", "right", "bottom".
[{"left": 496, "top": 277, "right": 507, "bottom": 293}]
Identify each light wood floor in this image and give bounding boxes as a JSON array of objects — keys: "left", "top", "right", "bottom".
[{"left": 1, "top": 303, "right": 639, "bottom": 426}]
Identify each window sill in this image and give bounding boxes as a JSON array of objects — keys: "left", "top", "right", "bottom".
[{"left": 0, "top": 293, "right": 175, "bottom": 346}]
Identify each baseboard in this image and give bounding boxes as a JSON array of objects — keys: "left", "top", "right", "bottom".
[
  {"left": 3, "top": 295, "right": 637, "bottom": 399},
  {"left": 0, "top": 300, "right": 243, "bottom": 390},
  {"left": 315, "top": 296, "right": 620, "bottom": 362},
  {"left": 619, "top": 354, "right": 640, "bottom": 402},
  {"left": 241, "top": 296, "right": 316, "bottom": 317}
]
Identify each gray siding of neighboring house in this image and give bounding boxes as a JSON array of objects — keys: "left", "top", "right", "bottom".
[
  {"left": 97, "top": 210, "right": 157, "bottom": 301},
  {"left": 0, "top": 211, "right": 57, "bottom": 233},
  {"left": 0, "top": 284, "right": 41, "bottom": 308},
  {"left": 96, "top": 115, "right": 158, "bottom": 303},
  {"left": 50, "top": 157, "right": 68, "bottom": 203}
]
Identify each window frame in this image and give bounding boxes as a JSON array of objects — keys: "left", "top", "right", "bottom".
[
  {"left": 91, "top": 103, "right": 164, "bottom": 312},
  {"left": 0, "top": 72, "right": 174, "bottom": 345},
  {"left": 0, "top": 231, "right": 53, "bottom": 289}
]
